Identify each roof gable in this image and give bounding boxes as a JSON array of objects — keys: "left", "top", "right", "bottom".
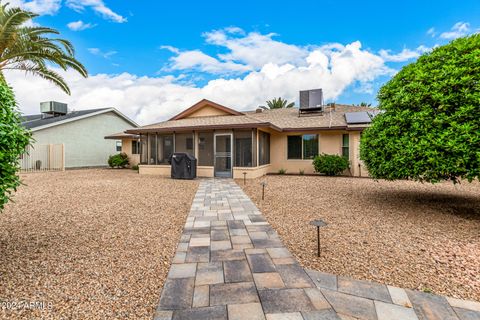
[
  {"left": 23, "top": 108, "right": 138, "bottom": 131},
  {"left": 169, "top": 99, "right": 243, "bottom": 120}
]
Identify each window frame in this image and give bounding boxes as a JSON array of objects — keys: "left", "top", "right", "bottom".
[
  {"left": 131, "top": 140, "right": 141, "bottom": 155},
  {"left": 115, "top": 140, "right": 122, "bottom": 152},
  {"left": 342, "top": 134, "right": 350, "bottom": 160},
  {"left": 287, "top": 134, "right": 319, "bottom": 160}
]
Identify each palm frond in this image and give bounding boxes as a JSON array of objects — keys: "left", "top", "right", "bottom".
[{"left": 0, "top": 3, "right": 86, "bottom": 94}]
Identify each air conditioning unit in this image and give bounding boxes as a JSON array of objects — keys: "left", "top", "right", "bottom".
[
  {"left": 40, "top": 101, "right": 68, "bottom": 116},
  {"left": 299, "top": 89, "right": 324, "bottom": 115}
]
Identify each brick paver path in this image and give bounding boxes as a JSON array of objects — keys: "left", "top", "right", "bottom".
[{"left": 154, "top": 179, "right": 480, "bottom": 320}]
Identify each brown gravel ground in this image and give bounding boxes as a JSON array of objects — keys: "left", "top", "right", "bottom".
[
  {"left": 0, "top": 169, "right": 198, "bottom": 319},
  {"left": 239, "top": 175, "right": 480, "bottom": 301}
]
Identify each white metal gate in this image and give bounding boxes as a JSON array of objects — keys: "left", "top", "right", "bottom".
[{"left": 20, "top": 144, "right": 65, "bottom": 172}]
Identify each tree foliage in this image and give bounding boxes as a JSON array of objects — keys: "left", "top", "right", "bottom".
[
  {"left": 265, "top": 97, "right": 295, "bottom": 109},
  {"left": 0, "top": 80, "right": 30, "bottom": 210},
  {"left": 360, "top": 34, "right": 480, "bottom": 183},
  {"left": 313, "top": 154, "right": 349, "bottom": 176},
  {"left": 0, "top": 3, "right": 87, "bottom": 94}
]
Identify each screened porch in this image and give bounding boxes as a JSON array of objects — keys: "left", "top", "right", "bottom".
[{"left": 138, "top": 129, "right": 270, "bottom": 178}]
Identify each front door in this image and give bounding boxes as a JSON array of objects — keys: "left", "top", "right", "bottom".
[{"left": 214, "top": 133, "right": 232, "bottom": 178}]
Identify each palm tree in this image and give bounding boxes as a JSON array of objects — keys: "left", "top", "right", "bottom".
[
  {"left": 265, "top": 97, "right": 295, "bottom": 109},
  {"left": 0, "top": 3, "right": 87, "bottom": 94}
]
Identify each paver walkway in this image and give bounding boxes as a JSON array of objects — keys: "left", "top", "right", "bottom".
[{"left": 154, "top": 179, "right": 480, "bottom": 320}]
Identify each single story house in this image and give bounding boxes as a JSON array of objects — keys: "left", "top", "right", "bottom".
[
  {"left": 22, "top": 101, "right": 138, "bottom": 169},
  {"left": 114, "top": 98, "right": 375, "bottom": 179}
]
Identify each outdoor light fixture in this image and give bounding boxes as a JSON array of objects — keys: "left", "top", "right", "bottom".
[
  {"left": 260, "top": 181, "right": 267, "bottom": 200},
  {"left": 309, "top": 219, "right": 327, "bottom": 257}
]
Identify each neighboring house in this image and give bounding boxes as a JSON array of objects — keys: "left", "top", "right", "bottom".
[
  {"left": 113, "top": 95, "right": 376, "bottom": 179},
  {"left": 22, "top": 101, "right": 138, "bottom": 168}
]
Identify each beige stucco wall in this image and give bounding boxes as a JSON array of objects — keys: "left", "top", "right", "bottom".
[
  {"left": 120, "top": 138, "right": 140, "bottom": 166},
  {"left": 233, "top": 165, "right": 271, "bottom": 179},
  {"left": 268, "top": 130, "right": 367, "bottom": 176}
]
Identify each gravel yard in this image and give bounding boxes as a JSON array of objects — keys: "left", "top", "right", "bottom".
[
  {"left": 239, "top": 175, "right": 480, "bottom": 301},
  {"left": 0, "top": 169, "right": 198, "bottom": 319}
]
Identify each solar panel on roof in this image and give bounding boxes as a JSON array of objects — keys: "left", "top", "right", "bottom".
[{"left": 345, "top": 111, "right": 377, "bottom": 124}]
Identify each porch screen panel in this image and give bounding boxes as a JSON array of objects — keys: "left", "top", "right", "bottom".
[
  {"left": 175, "top": 133, "right": 194, "bottom": 156},
  {"left": 258, "top": 131, "right": 270, "bottom": 165},
  {"left": 234, "top": 130, "right": 253, "bottom": 167},
  {"left": 198, "top": 132, "right": 214, "bottom": 166},
  {"left": 140, "top": 134, "right": 148, "bottom": 164},
  {"left": 148, "top": 134, "right": 157, "bottom": 164},
  {"left": 157, "top": 134, "right": 173, "bottom": 164},
  {"left": 252, "top": 129, "right": 257, "bottom": 167}
]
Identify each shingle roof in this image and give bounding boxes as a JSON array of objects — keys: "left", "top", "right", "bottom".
[
  {"left": 22, "top": 108, "right": 109, "bottom": 130},
  {"left": 126, "top": 104, "right": 376, "bottom": 134}
]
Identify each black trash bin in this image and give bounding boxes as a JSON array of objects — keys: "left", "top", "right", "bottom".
[{"left": 170, "top": 153, "right": 197, "bottom": 179}]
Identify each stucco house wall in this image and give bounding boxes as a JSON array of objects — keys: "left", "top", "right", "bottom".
[
  {"left": 32, "top": 111, "right": 134, "bottom": 168},
  {"left": 119, "top": 138, "right": 140, "bottom": 166}
]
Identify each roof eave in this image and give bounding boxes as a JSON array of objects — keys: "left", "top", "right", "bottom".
[{"left": 126, "top": 122, "right": 280, "bottom": 134}]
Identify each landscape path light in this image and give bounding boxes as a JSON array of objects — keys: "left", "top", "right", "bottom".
[
  {"left": 309, "top": 219, "right": 327, "bottom": 257},
  {"left": 260, "top": 181, "right": 267, "bottom": 200}
]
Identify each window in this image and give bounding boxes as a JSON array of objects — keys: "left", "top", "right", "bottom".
[
  {"left": 198, "top": 132, "right": 214, "bottom": 166},
  {"left": 342, "top": 134, "right": 350, "bottom": 159},
  {"left": 258, "top": 131, "right": 270, "bottom": 165},
  {"left": 287, "top": 136, "right": 302, "bottom": 159},
  {"left": 115, "top": 141, "right": 122, "bottom": 152},
  {"left": 175, "top": 133, "right": 194, "bottom": 156},
  {"left": 303, "top": 134, "right": 318, "bottom": 159},
  {"left": 131, "top": 140, "right": 141, "bottom": 155},
  {"left": 287, "top": 134, "right": 319, "bottom": 160},
  {"left": 157, "top": 134, "right": 174, "bottom": 164},
  {"left": 234, "top": 130, "right": 253, "bottom": 167}
]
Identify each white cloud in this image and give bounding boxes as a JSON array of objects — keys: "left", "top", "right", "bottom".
[
  {"left": 162, "top": 48, "right": 252, "bottom": 74},
  {"left": 8, "top": 0, "right": 61, "bottom": 15},
  {"left": 88, "top": 48, "right": 117, "bottom": 59},
  {"left": 379, "top": 45, "right": 430, "bottom": 62},
  {"left": 67, "top": 20, "right": 96, "bottom": 31},
  {"left": 440, "top": 22, "right": 470, "bottom": 39},
  {"left": 5, "top": 33, "right": 396, "bottom": 125},
  {"left": 66, "top": 0, "right": 127, "bottom": 23},
  {"left": 203, "top": 28, "right": 308, "bottom": 69},
  {"left": 427, "top": 27, "right": 436, "bottom": 37}
]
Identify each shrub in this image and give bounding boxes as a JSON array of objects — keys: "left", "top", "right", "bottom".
[
  {"left": 0, "top": 81, "right": 31, "bottom": 210},
  {"left": 313, "top": 154, "right": 349, "bottom": 176},
  {"left": 299, "top": 169, "right": 305, "bottom": 175},
  {"left": 361, "top": 34, "right": 480, "bottom": 183},
  {"left": 278, "top": 168, "right": 287, "bottom": 174},
  {"left": 108, "top": 152, "right": 129, "bottom": 168},
  {"left": 131, "top": 164, "right": 139, "bottom": 171}
]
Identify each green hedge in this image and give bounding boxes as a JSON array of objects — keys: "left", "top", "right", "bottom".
[
  {"left": 108, "top": 152, "right": 129, "bottom": 168},
  {"left": 0, "top": 81, "right": 31, "bottom": 210},
  {"left": 313, "top": 154, "right": 349, "bottom": 176}
]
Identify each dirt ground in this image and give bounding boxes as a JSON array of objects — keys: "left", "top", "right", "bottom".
[
  {"left": 0, "top": 169, "right": 198, "bottom": 319},
  {"left": 239, "top": 175, "right": 480, "bottom": 301}
]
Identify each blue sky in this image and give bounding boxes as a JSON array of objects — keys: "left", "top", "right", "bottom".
[{"left": 6, "top": 0, "right": 480, "bottom": 124}]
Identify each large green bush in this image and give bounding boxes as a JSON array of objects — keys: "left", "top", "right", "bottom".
[
  {"left": 360, "top": 34, "right": 480, "bottom": 183},
  {"left": 313, "top": 154, "right": 349, "bottom": 176},
  {"left": 108, "top": 153, "right": 129, "bottom": 168},
  {"left": 0, "top": 81, "right": 31, "bottom": 210}
]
